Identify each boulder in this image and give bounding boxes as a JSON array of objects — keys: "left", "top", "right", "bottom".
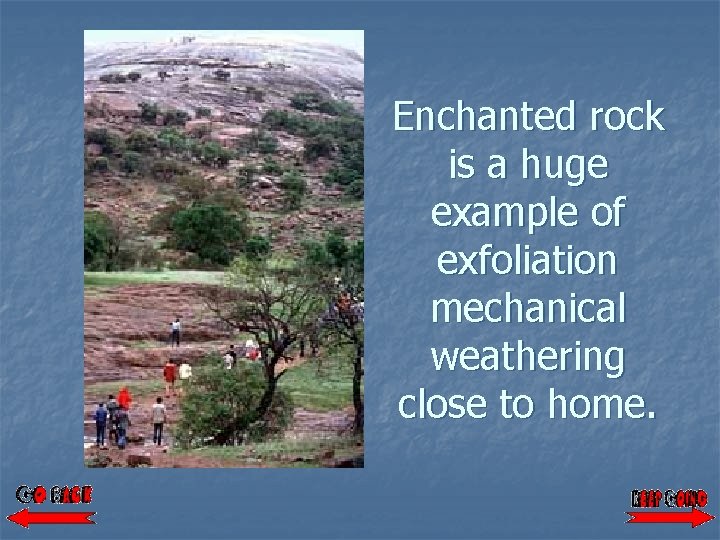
[
  {"left": 127, "top": 454, "right": 153, "bottom": 467},
  {"left": 257, "top": 177, "right": 274, "bottom": 189}
]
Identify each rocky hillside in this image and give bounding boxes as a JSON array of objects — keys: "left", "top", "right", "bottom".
[{"left": 84, "top": 37, "right": 364, "bottom": 269}]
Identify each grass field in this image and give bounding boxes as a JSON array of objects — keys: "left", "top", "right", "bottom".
[
  {"left": 280, "top": 350, "right": 360, "bottom": 411},
  {"left": 172, "top": 435, "right": 363, "bottom": 467},
  {"left": 85, "top": 379, "right": 165, "bottom": 399},
  {"left": 84, "top": 270, "right": 225, "bottom": 287}
]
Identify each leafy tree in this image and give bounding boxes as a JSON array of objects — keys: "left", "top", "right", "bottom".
[
  {"left": 171, "top": 204, "right": 247, "bottom": 265},
  {"left": 244, "top": 236, "right": 271, "bottom": 261},
  {"left": 175, "top": 359, "right": 293, "bottom": 446},
  {"left": 325, "top": 231, "right": 348, "bottom": 268},
  {"left": 84, "top": 211, "right": 120, "bottom": 270},
  {"left": 203, "top": 260, "right": 324, "bottom": 432},
  {"left": 313, "top": 267, "right": 364, "bottom": 433}
]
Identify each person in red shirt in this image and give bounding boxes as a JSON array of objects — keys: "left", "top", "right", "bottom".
[
  {"left": 117, "top": 386, "right": 132, "bottom": 411},
  {"left": 163, "top": 360, "right": 177, "bottom": 397}
]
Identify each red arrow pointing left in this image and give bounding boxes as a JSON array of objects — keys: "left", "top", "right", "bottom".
[{"left": 6, "top": 508, "right": 95, "bottom": 528}]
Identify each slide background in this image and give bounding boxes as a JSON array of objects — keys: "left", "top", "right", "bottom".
[{"left": 1, "top": 1, "right": 718, "bottom": 538}]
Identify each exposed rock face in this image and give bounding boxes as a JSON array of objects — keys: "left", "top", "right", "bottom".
[{"left": 84, "top": 284, "right": 232, "bottom": 383}]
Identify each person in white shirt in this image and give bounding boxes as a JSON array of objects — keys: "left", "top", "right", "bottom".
[
  {"left": 152, "top": 397, "right": 166, "bottom": 446},
  {"left": 179, "top": 363, "right": 192, "bottom": 380},
  {"left": 170, "top": 317, "right": 181, "bottom": 347}
]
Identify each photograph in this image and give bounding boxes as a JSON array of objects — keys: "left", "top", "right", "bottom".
[{"left": 83, "top": 30, "right": 364, "bottom": 468}]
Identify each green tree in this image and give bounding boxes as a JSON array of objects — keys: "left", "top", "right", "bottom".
[
  {"left": 175, "top": 359, "right": 293, "bottom": 446},
  {"left": 84, "top": 211, "right": 121, "bottom": 270},
  {"left": 325, "top": 231, "right": 349, "bottom": 268},
  {"left": 244, "top": 235, "right": 271, "bottom": 262},
  {"left": 171, "top": 204, "right": 247, "bottom": 265},
  {"left": 203, "top": 261, "right": 323, "bottom": 431}
]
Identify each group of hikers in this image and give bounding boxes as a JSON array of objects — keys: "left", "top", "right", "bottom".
[
  {"left": 91, "top": 290, "right": 365, "bottom": 451},
  {"left": 93, "top": 386, "right": 169, "bottom": 449}
]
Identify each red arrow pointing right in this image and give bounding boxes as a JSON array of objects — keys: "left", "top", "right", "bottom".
[
  {"left": 6, "top": 508, "right": 95, "bottom": 528},
  {"left": 627, "top": 507, "right": 715, "bottom": 528}
]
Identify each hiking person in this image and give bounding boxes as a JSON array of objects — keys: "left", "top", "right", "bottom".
[
  {"left": 163, "top": 359, "right": 176, "bottom": 396},
  {"left": 224, "top": 355, "right": 233, "bottom": 369},
  {"left": 115, "top": 407, "right": 130, "bottom": 449},
  {"left": 94, "top": 402, "right": 108, "bottom": 447},
  {"left": 106, "top": 394, "right": 119, "bottom": 443},
  {"left": 299, "top": 336, "right": 305, "bottom": 358},
  {"left": 152, "top": 397, "right": 166, "bottom": 446},
  {"left": 226, "top": 344, "right": 237, "bottom": 367},
  {"left": 310, "top": 328, "right": 319, "bottom": 358},
  {"left": 118, "top": 386, "right": 132, "bottom": 411},
  {"left": 179, "top": 362, "right": 192, "bottom": 380},
  {"left": 170, "top": 317, "right": 181, "bottom": 347}
]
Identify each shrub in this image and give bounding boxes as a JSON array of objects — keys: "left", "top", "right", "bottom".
[
  {"left": 92, "top": 156, "right": 109, "bottom": 172},
  {"left": 279, "top": 170, "right": 307, "bottom": 211},
  {"left": 261, "top": 157, "right": 283, "bottom": 175},
  {"left": 151, "top": 159, "right": 189, "bottom": 180},
  {"left": 174, "top": 360, "right": 293, "bottom": 447},
  {"left": 256, "top": 131, "right": 278, "bottom": 154},
  {"left": 200, "top": 141, "right": 233, "bottom": 167},
  {"left": 345, "top": 178, "right": 364, "bottom": 200},
  {"left": 158, "top": 128, "right": 190, "bottom": 155},
  {"left": 303, "top": 134, "right": 335, "bottom": 162},
  {"left": 195, "top": 107, "right": 212, "bottom": 118},
  {"left": 139, "top": 102, "right": 159, "bottom": 123},
  {"left": 127, "top": 72, "right": 142, "bottom": 82},
  {"left": 85, "top": 128, "right": 124, "bottom": 156},
  {"left": 171, "top": 204, "right": 247, "bottom": 265},
  {"left": 164, "top": 109, "right": 191, "bottom": 127},
  {"left": 121, "top": 151, "right": 143, "bottom": 174},
  {"left": 244, "top": 236, "right": 271, "bottom": 261},
  {"left": 325, "top": 230, "right": 349, "bottom": 268},
  {"left": 177, "top": 174, "right": 209, "bottom": 202},
  {"left": 236, "top": 165, "right": 256, "bottom": 188},
  {"left": 125, "top": 130, "right": 156, "bottom": 153}
]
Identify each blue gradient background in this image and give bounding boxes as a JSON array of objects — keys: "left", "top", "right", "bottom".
[{"left": 1, "top": 1, "right": 718, "bottom": 539}]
